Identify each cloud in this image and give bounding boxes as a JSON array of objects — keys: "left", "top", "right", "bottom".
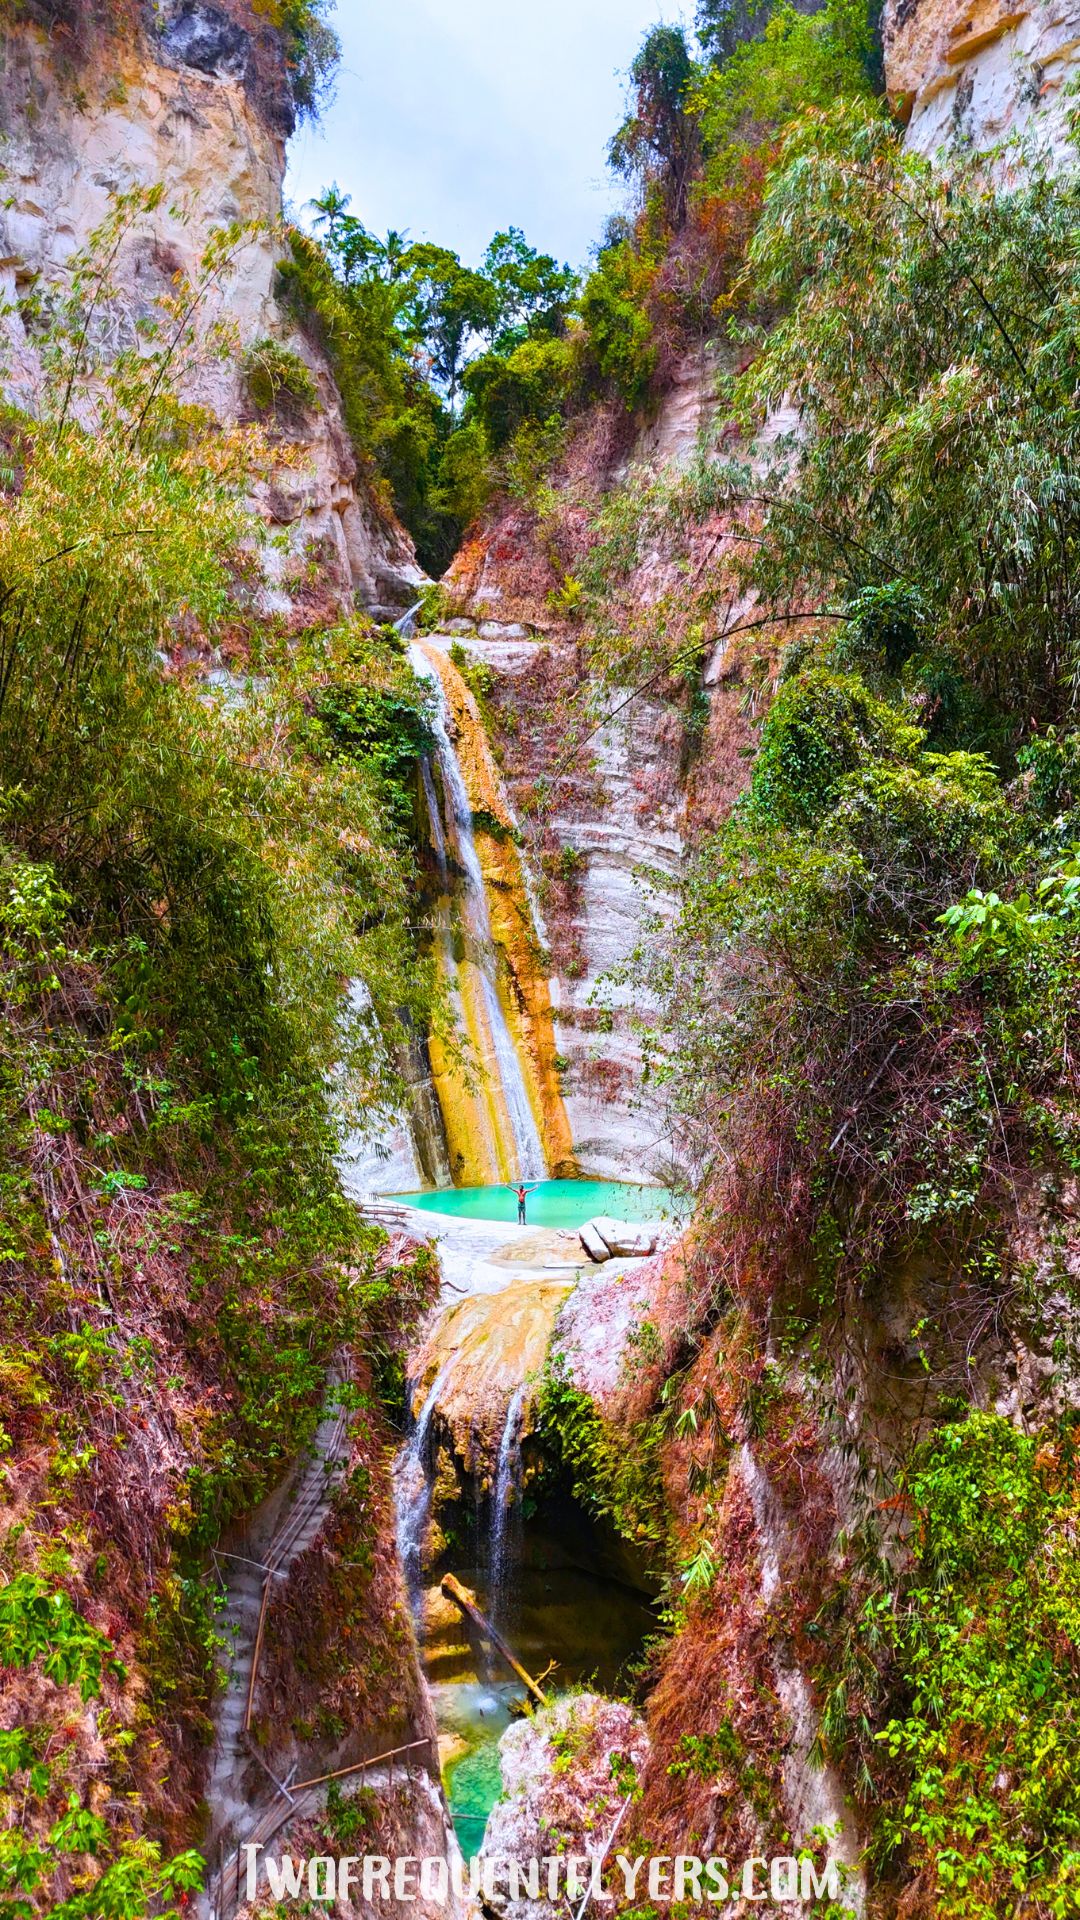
[{"left": 284, "top": 0, "right": 690, "bottom": 269}]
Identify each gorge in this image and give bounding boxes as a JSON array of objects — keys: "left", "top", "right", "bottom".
[{"left": 4, "top": 3, "right": 1080, "bottom": 1919}]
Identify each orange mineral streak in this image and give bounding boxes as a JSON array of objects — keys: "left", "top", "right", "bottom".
[
  {"left": 416, "top": 641, "right": 576, "bottom": 1185},
  {"left": 409, "top": 1276, "right": 574, "bottom": 1475}
]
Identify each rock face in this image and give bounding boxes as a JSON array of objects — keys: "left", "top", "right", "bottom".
[
  {"left": 413, "top": 640, "right": 575, "bottom": 1183},
  {"left": 480, "top": 1694, "right": 649, "bottom": 1920},
  {"left": 421, "top": 628, "right": 683, "bottom": 1183},
  {"left": 409, "top": 1276, "right": 574, "bottom": 1479},
  {"left": 0, "top": 5, "right": 423, "bottom": 620},
  {"left": 882, "top": 0, "right": 1080, "bottom": 160}
]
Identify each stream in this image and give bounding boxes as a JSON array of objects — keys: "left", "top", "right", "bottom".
[{"left": 429, "top": 1528, "right": 657, "bottom": 1854}]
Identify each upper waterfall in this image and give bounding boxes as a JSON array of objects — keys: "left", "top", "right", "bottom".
[{"left": 410, "top": 640, "right": 552, "bottom": 1185}]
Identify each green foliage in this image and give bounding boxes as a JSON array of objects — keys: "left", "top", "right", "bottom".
[
  {"left": 447, "top": 642, "right": 495, "bottom": 712},
  {"left": 667, "top": 1722, "right": 743, "bottom": 1779},
  {"left": 241, "top": 335, "right": 319, "bottom": 415},
  {"left": 836, "top": 581, "right": 931, "bottom": 679},
  {"left": 643, "top": 111, "right": 1080, "bottom": 1292},
  {"left": 578, "top": 240, "right": 658, "bottom": 410},
  {"left": 481, "top": 229, "right": 578, "bottom": 350},
  {"left": 253, "top": 0, "right": 340, "bottom": 122},
  {"left": 748, "top": 667, "right": 922, "bottom": 828},
  {"left": 0, "top": 198, "right": 438, "bottom": 1912},
  {"left": 278, "top": 223, "right": 449, "bottom": 565},
  {"left": 0, "top": 1788, "right": 204, "bottom": 1920},
  {"left": 609, "top": 24, "right": 700, "bottom": 225},
  {"left": 735, "top": 103, "right": 1080, "bottom": 733},
  {"left": 463, "top": 336, "right": 572, "bottom": 452},
  {"left": 535, "top": 1355, "right": 670, "bottom": 1550},
  {"left": 646, "top": 685, "right": 1067, "bottom": 1273},
  {"left": 311, "top": 668, "right": 435, "bottom": 839},
  {"left": 1017, "top": 729, "right": 1080, "bottom": 825},
  {"left": 283, "top": 201, "right": 577, "bottom": 565},
  {"left": 876, "top": 1414, "right": 1080, "bottom": 1915},
  {"left": 0, "top": 1576, "right": 123, "bottom": 1701},
  {"left": 322, "top": 1781, "right": 378, "bottom": 1846},
  {"left": 692, "top": 0, "right": 877, "bottom": 197},
  {"left": 437, "top": 419, "right": 493, "bottom": 531},
  {"left": 403, "top": 242, "right": 498, "bottom": 408}
]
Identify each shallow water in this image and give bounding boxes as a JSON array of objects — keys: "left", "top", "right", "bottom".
[
  {"left": 426, "top": 1537, "right": 657, "bottom": 1853},
  {"left": 388, "top": 1177, "right": 681, "bottom": 1229}
]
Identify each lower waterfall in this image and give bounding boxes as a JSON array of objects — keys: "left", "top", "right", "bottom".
[
  {"left": 396, "top": 1360, "right": 454, "bottom": 1606},
  {"left": 390, "top": 1235, "right": 661, "bottom": 1859},
  {"left": 489, "top": 1380, "right": 528, "bottom": 1626}
]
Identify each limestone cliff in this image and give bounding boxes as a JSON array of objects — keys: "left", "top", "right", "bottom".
[
  {"left": 0, "top": 1, "right": 423, "bottom": 619},
  {"left": 882, "top": 0, "right": 1080, "bottom": 158}
]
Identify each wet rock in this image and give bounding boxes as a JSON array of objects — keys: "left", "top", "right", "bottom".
[
  {"left": 486, "top": 1228, "right": 584, "bottom": 1271},
  {"left": 409, "top": 1278, "right": 573, "bottom": 1475}
]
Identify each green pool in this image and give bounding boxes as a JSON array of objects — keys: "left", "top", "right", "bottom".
[
  {"left": 387, "top": 1178, "right": 682, "bottom": 1229},
  {"left": 430, "top": 1536, "right": 659, "bottom": 1853}
]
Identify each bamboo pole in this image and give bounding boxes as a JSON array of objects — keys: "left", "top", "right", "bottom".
[
  {"left": 440, "top": 1573, "right": 548, "bottom": 1708},
  {"left": 244, "top": 1574, "right": 272, "bottom": 1735},
  {"left": 290, "top": 1736, "right": 436, "bottom": 1793}
]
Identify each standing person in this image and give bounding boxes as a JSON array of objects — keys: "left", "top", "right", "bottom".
[{"left": 511, "top": 1180, "right": 540, "bottom": 1225}]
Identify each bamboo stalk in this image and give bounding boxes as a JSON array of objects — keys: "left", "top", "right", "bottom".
[
  {"left": 244, "top": 1575, "right": 272, "bottom": 1735},
  {"left": 440, "top": 1573, "right": 548, "bottom": 1707},
  {"left": 290, "top": 1737, "right": 436, "bottom": 1793}
]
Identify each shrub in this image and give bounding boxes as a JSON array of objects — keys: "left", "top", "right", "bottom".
[
  {"left": 242, "top": 335, "right": 320, "bottom": 416},
  {"left": 0, "top": 1576, "right": 124, "bottom": 1701},
  {"left": 876, "top": 1414, "right": 1080, "bottom": 1914},
  {"left": 578, "top": 240, "right": 659, "bottom": 410},
  {"left": 463, "top": 336, "right": 571, "bottom": 451},
  {"left": 748, "top": 667, "right": 922, "bottom": 828}
]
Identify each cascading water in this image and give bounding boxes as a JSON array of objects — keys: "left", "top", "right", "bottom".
[
  {"left": 395, "top": 1360, "right": 454, "bottom": 1606},
  {"left": 410, "top": 641, "right": 545, "bottom": 1183},
  {"left": 489, "top": 1382, "right": 527, "bottom": 1626}
]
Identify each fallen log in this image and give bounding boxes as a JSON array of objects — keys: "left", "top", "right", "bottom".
[{"left": 440, "top": 1573, "right": 548, "bottom": 1708}]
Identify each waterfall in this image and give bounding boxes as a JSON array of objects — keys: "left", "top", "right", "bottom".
[
  {"left": 395, "top": 1360, "right": 453, "bottom": 1608},
  {"left": 489, "top": 1382, "right": 527, "bottom": 1625},
  {"left": 411, "top": 642, "right": 545, "bottom": 1183}
]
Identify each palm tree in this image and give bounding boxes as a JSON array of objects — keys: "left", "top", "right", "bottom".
[
  {"left": 309, "top": 183, "right": 351, "bottom": 249},
  {"left": 381, "top": 229, "right": 411, "bottom": 283}
]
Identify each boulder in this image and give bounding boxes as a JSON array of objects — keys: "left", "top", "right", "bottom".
[
  {"left": 590, "top": 1216, "right": 658, "bottom": 1258},
  {"left": 578, "top": 1221, "right": 611, "bottom": 1263}
]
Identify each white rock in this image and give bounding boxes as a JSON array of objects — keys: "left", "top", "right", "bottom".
[
  {"left": 590, "top": 1216, "right": 657, "bottom": 1258},
  {"left": 478, "top": 619, "right": 530, "bottom": 639},
  {"left": 578, "top": 1221, "right": 611, "bottom": 1263}
]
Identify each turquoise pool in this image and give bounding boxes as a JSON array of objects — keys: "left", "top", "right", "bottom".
[{"left": 387, "top": 1177, "right": 682, "bottom": 1229}]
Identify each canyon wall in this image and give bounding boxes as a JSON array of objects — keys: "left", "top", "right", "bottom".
[
  {"left": 0, "top": 1, "right": 422, "bottom": 622},
  {"left": 883, "top": 0, "right": 1080, "bottom": 158}
]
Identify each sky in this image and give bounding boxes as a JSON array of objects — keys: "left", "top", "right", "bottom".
[{"left": 284, "top": 0, "right": 692, "bottom": 274}]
